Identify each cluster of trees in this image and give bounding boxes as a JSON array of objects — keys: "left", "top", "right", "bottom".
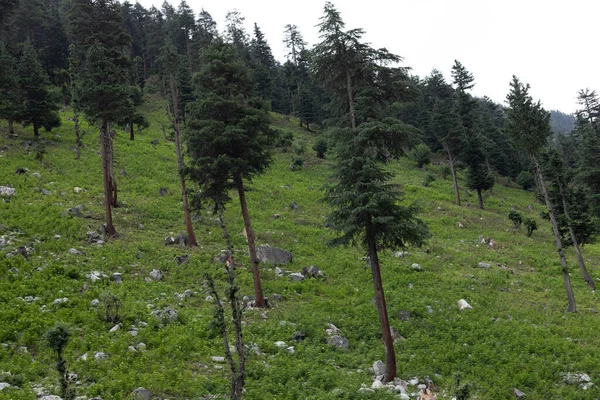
[{"left": 2, "top": 0, "right": 600, "bottom": 392}]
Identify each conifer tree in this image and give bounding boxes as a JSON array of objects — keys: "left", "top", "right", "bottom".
[
  {"left": 67, "top": 44, "right": 84, "bottom": 160},
  {"left": 186, "top": 40, "right": 274, "bottom": 307},
  {"left": 17, "top": 43, "right": 60, "bottom": 138},
  {"left": 0, "top": 43, "right": 22, "bottom": 135},
  {"left": 575, "top": 121, "right": 600, "bottom": 216},
  {"left": 505, "top": 76, "right": 576, "bottom": 312},
  {"left": 250, "top": 23, "right": 275, "bottom": 102}
]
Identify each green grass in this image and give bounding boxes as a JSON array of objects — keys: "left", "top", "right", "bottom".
[{"left": 1, "top": 98, "right": 600, "bottom": 399}]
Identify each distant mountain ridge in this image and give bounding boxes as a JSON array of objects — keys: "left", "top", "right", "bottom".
[{"left": 550, "top": 109, "right": 575, "bottom": 134}]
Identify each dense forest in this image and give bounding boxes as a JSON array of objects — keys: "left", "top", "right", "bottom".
[{"left": 2, "top": 0, "right": 600, "bottom": 399}]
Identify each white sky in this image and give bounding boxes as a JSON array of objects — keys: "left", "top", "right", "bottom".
[{"left": 136, "top": 0, "right": 600, "bottom": 113}]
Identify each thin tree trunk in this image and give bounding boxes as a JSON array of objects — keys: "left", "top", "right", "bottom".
[
  {"left": 366, "top": 220, "right": 396, "bottom": 383},
  {"left": 234, "top": 173, "right": 265, "bottom": 308},
  {"left": 533, "top": 154, "right": 576, "bottom": 312},
  {"left": 169, "top": 71, "right": 198, "bottom": 247},
  {"left": 556, "top": 179, "right": 594, "bottom": 289},
  {"left": 444, "top": 142, "right": 461, "bottom": 206},
  {"left": 477, "top": 189, "right": 483, "bottom": 209},
  {"left": 129, "top": 122, "right": 134, "bottom": 141},
  {"left": 33, "top": 124, "right": 39, "bottom": 138},
  {"left": 345, "top": 65, "right": 356, "bottom": 130},
  {"left": 7, "top": 118, "right": 14, "bottom": 134},
  {"left": 101, "top": 119, "right": 116, "bottom": 237}
]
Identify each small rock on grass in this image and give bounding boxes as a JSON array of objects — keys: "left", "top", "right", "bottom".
[{"left": 457, "top": 299, "right": 472, "bottom": 311}]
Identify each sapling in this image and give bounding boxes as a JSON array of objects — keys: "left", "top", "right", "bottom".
[
  {"left": 524, "top": 218, "right": 538, "bottom": 237},
  {"left": 508, "top": 210, "right": 523, "bottom": 229},
  {"left": 46, "top": 325, "right": 75, "bottom": 400}
]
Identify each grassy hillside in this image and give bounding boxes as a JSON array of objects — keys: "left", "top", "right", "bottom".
[{"left": 1, "top": 96, "right": 600, "bottom": 400}]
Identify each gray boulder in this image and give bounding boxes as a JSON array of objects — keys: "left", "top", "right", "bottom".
[
  {"left": 132, "top": 387, "right": 151, "bottom": 400},
  {"left": 154, "top": 307, "right": 178, "bottom": 323},
  {"left": 478, "top": 262, "right": 492, "bottom": 269},
  {"left": 289, "top": 273, "right": 304, "bottom": 281},
  {"left": 256, "top": 244, "right": 293, "bottom": 265},
  {"left": 327, "top": 335, "right": 349, "bottom": 349},
  {"left": 372, "top": 360, "right": 386, "bottom": 376},
  {"left": 149, "top": 269, "right": 163, "bottom": 281},
  {"left": 0, "top": 186, "right": 16, "bottom": 198}
]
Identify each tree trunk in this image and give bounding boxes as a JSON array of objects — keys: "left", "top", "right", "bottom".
[
  {"left": 7, "top": 118, "right": 14, "bottom": 134},
  {"left": 444, "top": 142, "right": 461, "bottom": 206},
  {"left": 345, "top": 65, "right": 356, "bottom": 130},
  {"left": 33, "top": 124, "right": 39, "bottom": 138},
  {"left": 366, "top": 220, "right": 396, "bottom": 383},
  {"left": 101, "top": 118, "right": 116, "bottom": 237},
  {"left": 556, "top": 179, "right": 594, "bottom": 289},
  {"left": 533, "top": 154, "right": 576, "bottom": 312},
  {"left": 169, "top": 71, "right": 198, "bottom": 247},
  {"left": 129, "top": 122, "right": 134, "bottom": 141},
  {"left": 477, "top": 188, "right": 483, "bottom": 209},
  {"left": 234, "top": 173, "right": 265, "bottom": 308}
]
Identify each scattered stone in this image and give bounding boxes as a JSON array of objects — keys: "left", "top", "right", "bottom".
[
  {"left": 390, "top": 326, "right": 403, "bottom": 342},
  {"left": 136, "top": 342, "right": 146, "bottom": 350},
  {"left": 86, "top": 231, "right": 101, "bottom": 243},
  {"left": 128, "top": 330, "right": 138, "bottom": 337},
  {"left": 398, "top": 310, "right": 411, "bottom": 321},
  {"left": 174, "top": 254, "right": 189, "bottom": 265},
  {"left": 275, "top": 267, "right": 283, "bottom": 276},
  {"left": 15, "top": 167, "right": 29, "bottom": 174},
  {"left": 211, "top": 356, "right": 225, "bottom": 363},
  {"left": 410, "top": 263, "right": 422, "bottom": 271},
  {"left": 109, "top": 324, "right": 120, "bottom": 333},
  {"left": 289, "top": 201, "right": 299, "bottom": 210},
  {"left": 183, "top": 290, "right": 194, "bottom": 298},
  {"left": 393, "top": 251, "right": 409, "bottom": 258},
  {"left": 373, "top": 360, "right": 386, "bottom": 376},
  {"left": 68, "top": 248, "right": 82, "bottom": 255},
  {"left": 359, "top": 388, "right": 375, "bottom": 394},
  {"left": 154, "top": 307, "right": 178, "bottom": 323},
  {"left": 289, "top": 273, "right": 304, "bottom": 281},
  {"left": 274, "top": 341, "right": 287, "bottom": 348},
  {"left": 478, "top": 262, "right": 492, "bottom": 269},
  {"left": 128, "top": 346, "right": 137, "bottom": 352},
  {"left": 286, "top": 346, "right": 295, "bottom": 354},
  {"left": 86, "top": 271, "right": 103, "bottom": 283},
  {"left": 426, "top": 305, "right": 434, "bottom": 314},
  {"left": 132, "top": 387, "right": 151, "bottom": 400},
  {"left": 39, "top": 396, "right": 62, "bottom": 400},
  {"left": 271, "top": 294, "right": 283, "bottom": 302},
  {"left": 30, "top": 172, "right": 42, "bottom": 178},
  {"left": 12, "top": 246, "right": 31, "bottom": 261},
  {"left": 159, "top": 187, "right": 168, "bottom": 196},
  {"left": 457, "top": 299, "right": 472, "bottom": 311},
  {"left": 256, "top": 244, "right": 293, "bottom": 265},
  {"left": 327, "top": 335, "right": 349, "bottom": 349},
  {"left": 73, "top": 187, "right": 84, "bottom": 193},
  {"left": 371, "top": 379, "right": 384, "bottom": 389},
  {"left": 457, "top": 222, "right": 464, "bottom": 228},
  {"left": 119, "top": 169, "right": 126, "bottom": 176},
  {"left": 325, "top": 323, "right": 339, "bottom": 336},
  {"left": 94, "top": 352, "right": 108, "bottom": 360},
  {"left": 0, "top": 383, "right": 11, "bottom": 390},
  {"left": 91, "top": 299, "right": 99, "bottom": 307},
  {"left": 214, "top": 250, "right": 231, "bottom": 263},
  {"left": 112, "top": 273, "right": 122, "bottom": 284},
  {"left": 0, "top": 186, "right": 16, "bottom": 198},
  {"left": 53, "top": 297, "right": 68, "bottom": 305},
  {"left": 514, "top": 388, "right": 526, "bottom": 398},
  {"left": 273, "top": 214, "right": 281, "bottom": 219},
  {"left": 67, "top": 205, "right": 86, "bottom": 218},
  {"left": 41, "top": 189, "right": 51, "bottom": 196},
  {"left": 292, "top": 331, "right": 306, "bottom": 342},
  {"left": 304, "top": 265, "right": 324, "bottom": 279},
  {"left": 205, "top": 295, "right": 214, "bottom": 303},
  {"left": 149, "top": 269, "right": 163, "bottom": 281},
  {"left": 165, "top": 233, "right": 188, "bottom": 246}
]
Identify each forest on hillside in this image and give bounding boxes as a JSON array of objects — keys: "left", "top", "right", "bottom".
[{"left": 2, "top": 0, "right": 600, "bottom": 399}]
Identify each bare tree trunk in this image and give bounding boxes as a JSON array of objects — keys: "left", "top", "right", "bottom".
[
  {"left": 234, "top": 173, "right": 265, "bottom": 308},
  {"left": 477, "top": 189, "right": 483, "bottom": 210},
  {"left": 345, "top": 66, "right": 356, "bottom": 130},
  {"left": 7, "top": 118, "right": 14, "bottom": 134},
  {"left": 533, "top": 155, "right": 576, "bottom": 312},
  {"left": 168, "top": 71, "right": 198, "bottom": 247},
  {"left": 129, "top": 122, "right": 134, "bottom": 141},
  {"left": 101, "top": 119, "right": 116, "bottom": 237},
  {"left": 366, "top": 220, "right": 396, "bottom": 383},
  {"left": 556, "top": 179, "right": 594, "bottom": 289},
  {"left": 444, "top": 142, "right": 461, "bottom": 206}
]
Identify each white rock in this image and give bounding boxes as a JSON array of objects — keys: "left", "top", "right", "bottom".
[
  {"left": 136, "top": 342, "right": 146, "bottom": 350},
  {"left": 371, "top": 380, "right": 384, "bottom": 389},
  {"left": 211, "top": 356, "right": 225, "bottom": 363},
  {"left": 80, "top": 353, "right": 88, "bottom": 361},
  {"left": 457, "top": 299, "right": 472, "bottom": 311},
  {"left": 274, "top": 341, "right": 287, "bottom": 348},
  {"left": 0, "top": 187, "right": 16, "bottom": 198},
  {"left": 358, "top": 388, "right": 375, "bottom": 394},
  {"left": 409, "top": 378, "right": 418, "bottom": 386},
  {"left": 289, "top": 272, "right": 304, "bottom": 281},
  {"left": 149, "top": 269, "right": 163, "bottom": 281},
  {"left": 128, "top": 330, "right": 138, "bottom": 337},
  {"left": 68, "top": 248, "right": 82, "bottom": 255},
  {"left": 73, "top": 187, "right": 84, "bottom": 193},
  {"left": 39, "top": 396, "right": 62, "bottom": 400},
  {"left": 109, "top": 324, "right": 120, "bottom": 333},
  {"left": 372, "top": 360, "right": 386, "bottom": 376},
  {"left": 275, "top": 267, "right": 283, "bottom": 276},
  {"left": 0, "top": 383, "right": 11, "bottom": 390},
  {"left": 399, "top": 393, "right": 410, "bottom": 400},
  {"left": 478, "top": 262, "right": 492, "bottom": 269},
  {"left": 91, "top": 299, "right": 99, "bottom": 307},
  {"left": 128, "top": 346, "right": 137, "bottom": 352},
  {"left": 410, "top": 263, "right": 422, "bottom": 271},
  {"left": 94, "top": 352, "right": 108, "bottom": 360},
  {"left": 205, "top": 295, "right": 214, "bottom": 302},
  {"left": 325, "top": 323, "right": 339, "bottom": 336},
  {"left": 53, "top": 297, "right": 68, "bottom": 305},
  {"left": 286, "top": 346, "right": 295, "bottom": 354},
  {"left": 87, "top": 271, "right": 102, "bottom": 282}
]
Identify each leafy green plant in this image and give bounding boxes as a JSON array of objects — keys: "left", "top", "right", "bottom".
[
  {"left": 290, "top": 156, "right": 304, "bottom": 171},
  {"left": 312, "top": 137, "right": 328, "bottom": 159},
  {"left": 524, "top": 217, "right": 538, "bottom": 237},
  {"left": 99, "top": 291, "right": 121, "bottom": 323},
  {"left": 409, "top": 143, "right": 432, "bottom": 168},
  {"left": 46, "top": 325, "right": 75, "bottom": 400},
  {"left": 291, "top": 140, "right": 305, "bottom": 155},
  {"left": 516, "top": 170, "right": 534, "bottom": 191},
  {"left": 508, "top": 210, "right": 523, "bottom": 228},
  {"left": 440, "top": 164, "right": 451, "bottom": 180},
  {"left": 422, "top": 172, "right": 436, "bottom": 187}
]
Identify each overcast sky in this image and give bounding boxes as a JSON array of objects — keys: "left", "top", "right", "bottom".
[{"left": 136, "top": 0, "right": 599, "bottom": 113}]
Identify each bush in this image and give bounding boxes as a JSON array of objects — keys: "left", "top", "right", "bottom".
[
  {"left": 409, "top": 143, "right": 432, "bottom": 168},
  {"left": 274, "top": 129, "right": 293, "bottom": 152},
  {"left": 516, "top": 171, "right": 534, "bottom": 191},
  {"left": 292, "top": 140, "right": 305, "bottom": 155},
  {"left": 313, "top": 137, "right": 327, "bottom": 159},
  {"left": 99, "top": 291, "right": 122, "bottom": 323},
  {"left": 422, "top": 173, "right": 436, "bottom": 187},
  {"left": 441, "top": 165, "right": 451, "bottom": 180},
  {"left": 524, "top": 217, "right": 538, "bottom": 237},
  {"left": 508, "top": 210, "right": 523, "bottom": 228},
  {"left": 290, "top": 156, "right": 304, "bottom": 171}
]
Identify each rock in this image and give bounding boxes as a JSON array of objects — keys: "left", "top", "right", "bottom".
[
  {"left": 174, "top": 254, "right": 189, "bottom": 265},
  {"left": 306, "top": 265, "right": 324, "bottom": 278},
  {"left": 0, "top": 383, "right": 11, "bottom": 390},
  {"left": 132, "top": 387, "right": 151, "bottom": 400},
  {"left": 119, "top": 169, "right": 126, "bottom": 176},
  {"left": 159, "top": 187, "right": 168, "bottom": 196},
  {"left": 478, "top": 262, "right": 492, "bottom": 269},
  {"left": 73, "top": 187, "right": 84, "bottom": 193},
  {"left": 87, "top": 271, "right": 103, "bottom": 282},
  {"left": 457, "top": 299, "right": 472, "bottom": 311},
  {"left": 205, "top": 295, "right": 214, "bottom": 303},
  {"left": 183, "top": 290, "right": 194, "bottom": 298},
  {"left": 289, "top": 201, "right": 299, "bottom": 210},
  {"left": 129, "top": 330, "right": 138, "bottom": 337},
  {"left": 94, "top": 352, "right": 108, "bottom": 360},
  {"left": 399, "top": 393, "right": 410, "bottom": 400},
  {"left": 358, "top": 388, "right": 375, "bottom": 394},
  {"left": 398, "top": 310, "right": 411, "bottom": 321},
  {"left": 325, "top": 323, "right": 339, "bottom": 336},
  {"left": 257, "top": 244, "right": 293, "bottom": 265},
  {"left": 272, "top": 294, "right": 283, "bottom": 302},
  {"left": 39, "top": 396, "right": 62, "bottom": 400},
  {"left": 327, "top": 335, "right": 349, "bottom": 349},
  {"left": 514, "top": 388, "right": 526, "bottom": 398},
  {"left": 53, "top": 297, "right": 68, "bottom": 305},
  {"left": 292, "top": 331, "right": 306, "bottom": 342},
  {"left": 91, "top": 299, "right": 100, "bottom": 307},
  {"left": 410, "top": 263, "right": 422, "bottom": 271},
  {"left": 371, "top": 379, "right": 384, "bottom": 389},
  {"left": 109, "top": 324, "right": 120, "bottom": 333},
  {"left": 149, "top": 269, "right": 163, "bottom": 281},
  {"left": 41, "top": 189, "right": 51, "bottom": 196},
  {"left": 274, "top": 341, "right": 287, "bottom": 348},
  {"left": 0, "top": 186, "right": 16, "bottom": 198},
  {"left": 286, "top": 346, "right": 295, "bottom": 354},
  {"left": 15, "top": 167, "right": 29, "bottom": 174},
  {"left": 111, "top": 273, "right": 122, "bottom": 284},
  {"left": 390, "top": 326, "right": 403, "bottom": 342},
  {"left": 136, "top": 342, "right": 146, "bottom": 350},
  {"left": 393, "top": 251, "right": 409, "bottom": 258},
  {"left": 273, "top": 213, "right": 281, "bottom": 218},
  {"left": 12, "top": 246, "right": 30, "bottom": 260},
  {"left": 86, "top": 230, "right": 101, "bottom": 243},
  {"left": 427, "top": 305, "right": 434, "bottom": 314},
  {"left": 457, "top": 222, "right": 464, "bottom": 228},
  {"left": 214, "top": 250, "right": 231, "bottom": 263},
  {"left": 165, "top": 233, "right": 188, "bottom": 246},
  {"left": 67, "top": 205, "right": 86, "bottom": 218},
  {"left": 154, "top": 307, "right": 178, "bottom": 323},
  {"left": 289, "top": 273, "right": 304, "bottom": 281},
  {"left": 275, "top": 267, "right": 283, "bottom": 276},
  {"left": 211, "top": 356, "right": 225, "bottom": 363},
  {"left": 68, "top": 248, "right": 82, "bottom": 255},
  {"left": 373, "top": 360, "right": 386, "bottom": 376}
]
